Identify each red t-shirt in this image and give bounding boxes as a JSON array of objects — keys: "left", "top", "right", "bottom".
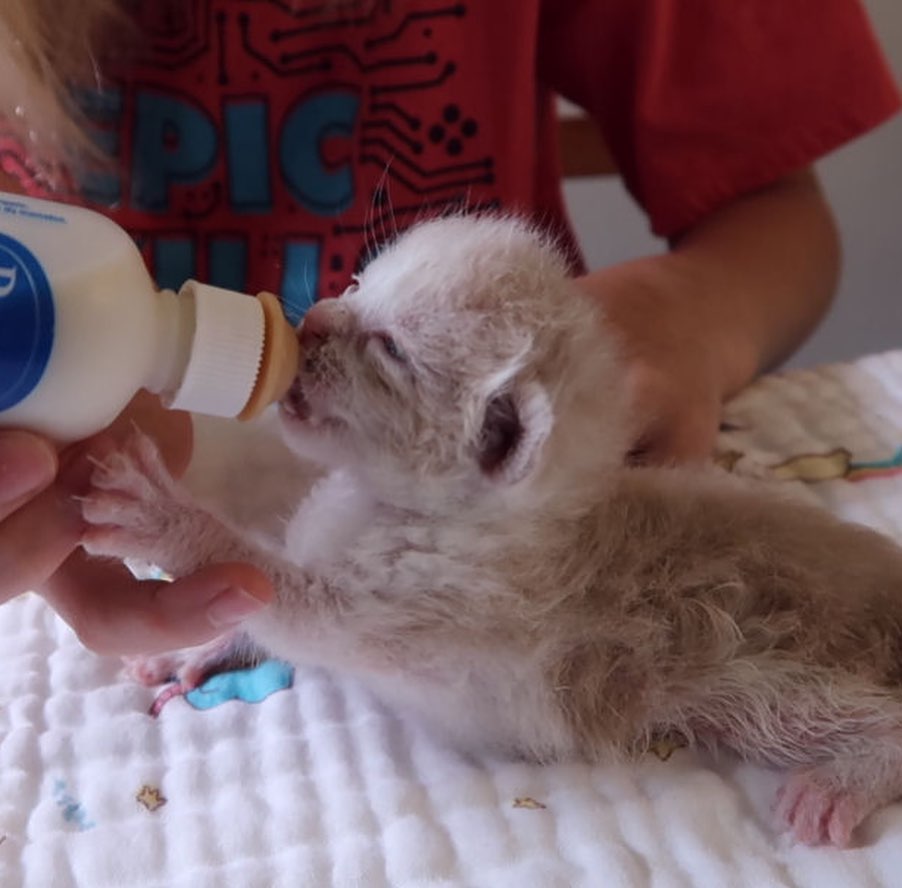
[{"left": 3, "top": 0, "right": 898, "bottom": 323}]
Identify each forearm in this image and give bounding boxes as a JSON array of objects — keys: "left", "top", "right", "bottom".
[
  {"left": 665, "top": 168, "right": 839, "bottom": 397},
  {"left": 575, "top": 168, "right": 840, "bottom": 462}
]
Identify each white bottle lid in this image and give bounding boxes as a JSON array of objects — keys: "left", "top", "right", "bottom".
[{"left": 166, "top": 281, "right": 265, "bottom": 417}]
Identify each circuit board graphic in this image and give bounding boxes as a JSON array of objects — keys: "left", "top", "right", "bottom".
[{"left": 46, "top": 0, "right": 511, "bottom": 319}]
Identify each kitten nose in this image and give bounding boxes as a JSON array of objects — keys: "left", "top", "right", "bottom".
[{"left": 298, "top": 302, "right": 336, "bottom": 349}]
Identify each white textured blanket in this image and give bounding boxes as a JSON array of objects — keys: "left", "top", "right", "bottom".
[{"left": 4, "top": 351, "right": 902, "bottom": 888}]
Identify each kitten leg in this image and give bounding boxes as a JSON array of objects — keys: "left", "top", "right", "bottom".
[
  {"left": 80, "top": 432, "right": 288, "bottom": 684},
  {"left": 671, "top": 666, "right": 902, "bottom": 847},
  {"left": 80, "top": 429, "right": 248, "bottom": 576},
  {"left": 81, "top": 431, "right": 347, "bottom": 672}
]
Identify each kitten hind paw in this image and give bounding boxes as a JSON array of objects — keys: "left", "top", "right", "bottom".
[
  {"left": 122, "top": 633, "right": 244, "bottom": 691},
  {"left": 776, "top": 767, "right": 881, "bottom": 847}
]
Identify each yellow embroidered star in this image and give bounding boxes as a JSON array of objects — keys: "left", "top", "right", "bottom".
[
  {"left": 136, "top": 785, "right": 167, "bottom": 812},
  {"left": 512, "top": 797, "right": 547, "bottom": 810}
]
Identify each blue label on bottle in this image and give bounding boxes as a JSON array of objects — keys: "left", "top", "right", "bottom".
[{"left": 0, "top": 232, "right": 55, "bottom": 410}]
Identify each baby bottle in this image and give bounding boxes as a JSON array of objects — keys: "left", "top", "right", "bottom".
[{"left": 0, "top": 192, "right": 299, "bottom": 441}]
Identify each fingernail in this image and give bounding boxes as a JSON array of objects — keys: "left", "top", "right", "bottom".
[
  {"left": 0, "top": 432, "right": 56, "bottom": 503},
  {"left": 207, "top": 588, "right": 267, "bottom": 628}
]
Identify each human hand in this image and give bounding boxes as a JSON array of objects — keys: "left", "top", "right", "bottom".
[
  {"left": 574, "top": 254, "right": 728, "bottom": 465},
  {"left": 41, "top": 552, "right": 273, "bottom": 656},
  {"left": 0, "top": 392, "right": 273, "bottom": 655},
  {"left": 573, "top": 170, "right": 838, "bottom": 466}
]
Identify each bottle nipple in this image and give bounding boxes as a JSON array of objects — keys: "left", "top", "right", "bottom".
[{"left": 240, "top": 291, "right": 300, "bottom": 419}]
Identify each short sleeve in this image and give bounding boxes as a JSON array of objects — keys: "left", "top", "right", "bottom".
[{"left": 538, "top": 0, "right": 901, "bottom": 237}]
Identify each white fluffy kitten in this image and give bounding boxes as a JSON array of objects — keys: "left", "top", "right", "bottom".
[{"left": 82, "top": 215, "right": 902, "bottom": 848}]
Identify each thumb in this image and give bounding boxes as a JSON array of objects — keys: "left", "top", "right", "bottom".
[{"left": 43, "top": 553, "right": 273, "bottom": 656}]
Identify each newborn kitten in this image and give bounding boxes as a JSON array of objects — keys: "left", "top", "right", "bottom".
[{"left": 82, "top": 215, "right": 902, "bottom": 848}]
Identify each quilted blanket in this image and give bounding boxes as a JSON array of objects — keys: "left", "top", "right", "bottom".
[{"left": 4, "top": 351, "right": 902, "bottom": 887}]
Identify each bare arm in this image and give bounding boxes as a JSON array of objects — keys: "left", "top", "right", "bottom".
[{"left": 576, "top": 168, "right": 839, "bottom": 463}]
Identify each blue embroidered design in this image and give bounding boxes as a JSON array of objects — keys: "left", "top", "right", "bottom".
[
  {"left": 183, "top": 660, "right": 295, "bottom": 710},
  {"left": 52, "top": 779, "right": 96, "bottom": 831}
]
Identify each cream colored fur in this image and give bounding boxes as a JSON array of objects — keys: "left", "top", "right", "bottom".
[{"left": 82, "top": 215, "right": 902, "bottom": 849}]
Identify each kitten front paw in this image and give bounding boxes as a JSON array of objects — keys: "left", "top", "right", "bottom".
[{"left": 80, "top": 430, "right": 209, "bottom": 572}]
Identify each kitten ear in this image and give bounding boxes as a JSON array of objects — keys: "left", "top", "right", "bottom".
[{"left": 477, "top": 383, "right": 553, "bottom": 484}]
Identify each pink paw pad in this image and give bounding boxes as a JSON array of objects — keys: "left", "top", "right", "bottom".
[
  {"left": 122, "top": 654, "right": 186, "bottom": 687},
  {"left": 776, "top": 773, "right": 867, "bottom": 847}
]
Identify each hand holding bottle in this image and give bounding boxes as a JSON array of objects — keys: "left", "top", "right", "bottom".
[
  {"left": 0, "top": 192, "right": 290, "bottom": 652},
  {"left": 0, "top": 392, "right": 273, "bottom": 655}
]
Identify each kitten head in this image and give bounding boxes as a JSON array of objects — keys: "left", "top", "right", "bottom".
[{"left": 280, "top": 215, "right": 633, "bottom": 511}]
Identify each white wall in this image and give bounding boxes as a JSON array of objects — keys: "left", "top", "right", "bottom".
[{"left": 563, "top": 0, "right": 902, "bottom": 370}]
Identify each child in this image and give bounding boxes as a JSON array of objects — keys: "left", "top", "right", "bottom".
[{"left": 0, "top": 0, "right": 898, "bottom": 654}]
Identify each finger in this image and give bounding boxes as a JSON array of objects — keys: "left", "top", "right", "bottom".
[
  {"left": 0, "top": 447, "right": 98, "bottom": 602},
  {"left": 0, "top": 431, "right": 58, "bottom": 522},
  {"left": 43, "top": 551, "right": 273, "bottom": 656}
]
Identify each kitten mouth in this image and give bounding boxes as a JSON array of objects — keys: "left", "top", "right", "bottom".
[
  {"left": 280, "top": 379, "right": 312, "bottom": 421},
  {"left": 279, "top": 379, "right": 343, "bottom": 433}
]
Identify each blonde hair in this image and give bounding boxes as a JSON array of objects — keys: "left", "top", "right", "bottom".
[
  {"left": 0, "top": 0, "right": 355, "bottom": 181},
  {"left": 0, "top": 0, "right": 122, "bottom": 180}
]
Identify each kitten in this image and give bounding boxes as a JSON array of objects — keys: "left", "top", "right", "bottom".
[{"left": 82, "top": 215, "right": 902, "bottom": 848}]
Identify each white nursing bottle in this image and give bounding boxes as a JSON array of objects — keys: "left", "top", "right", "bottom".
[{"left": 0, "top": 192, "right": 299, "bottom": 442}]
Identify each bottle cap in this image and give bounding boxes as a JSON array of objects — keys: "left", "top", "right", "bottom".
[{"left": 166, "top": 281, "right": 266, "bottom": 417}]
